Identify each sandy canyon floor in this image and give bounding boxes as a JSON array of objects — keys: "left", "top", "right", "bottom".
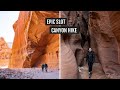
[
  {"left": 79, "top": 63, "right": 107, "bottom": 79},
  {"left": 0, "top": 68, "right": 59, "bottom": 79}
]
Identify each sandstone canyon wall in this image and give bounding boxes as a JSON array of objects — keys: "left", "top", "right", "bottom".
[
  {"left": 89, "top": 11, "right": 120, "bottom": 78},
  {"left": 61, "top": 11, "right": 90, "bottom": 79},
  {"left": 0, "top": 37, "right": 11, "bottom": 68},
  {"left": 61, "top": 11, "right": 120, "bottom": 79},
  {"left": 109, "top": 11, "right": 120, "bottom": 63},
  {"left": 9, "top": 11, "right": 59, "bottom": 68}
]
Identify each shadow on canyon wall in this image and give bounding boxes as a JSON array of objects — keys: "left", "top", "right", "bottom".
[
  {"left": 9, "top": 11, "right": 59, "bottom": 69},
  {"left": 61, "top": 11, "right": 120, "bottom": 79}
]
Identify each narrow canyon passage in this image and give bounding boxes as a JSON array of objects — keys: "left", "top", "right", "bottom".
[
  {"left": 79, "top": 63, "right": 107, "bottom": 79},
  {"left": 61, "top": 11, "right": 120, "bottom": 79}
]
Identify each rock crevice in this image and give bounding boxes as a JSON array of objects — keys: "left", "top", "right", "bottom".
[{"left": 61, "top": 11, "right": 120, "bottom": 79}]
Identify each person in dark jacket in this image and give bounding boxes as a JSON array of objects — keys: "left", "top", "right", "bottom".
[
  {"left": 86, "top": 48, "right": 95, "bottom": 78},
  {"left": 44, "top": 63, "right": 48, "bottom": 72},
  {"left": 41, "top": 64, "right": 45, "bottom": 72}
]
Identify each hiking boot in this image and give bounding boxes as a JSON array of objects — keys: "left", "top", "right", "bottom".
[
  {"left": 89, "top": 75, "right": 91, "bottom": 78},
  {"left": 89, "top": 72, "right": 90, "bottom": 75},
  {"left": 89, "top": 72, "right": 92, "bottom": 79}
]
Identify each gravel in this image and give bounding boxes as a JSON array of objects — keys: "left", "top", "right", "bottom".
[{"left": 0, "top": 68, "right": 59, "bottom": 79}]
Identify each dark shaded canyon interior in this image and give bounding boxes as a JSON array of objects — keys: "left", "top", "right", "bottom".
[{"left": 61, "top": 11, "right": 120, "bottom": 79}]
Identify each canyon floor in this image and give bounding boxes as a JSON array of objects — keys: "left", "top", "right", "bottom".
[
  {"left": 0, "top": 63, "right": 112, "bottom": 79},
  {"left": 0, "top": 68, "right": 59, "bottom": 79},
  {"left": 79, "top": 63, "right": 107, "bottom": 79}
]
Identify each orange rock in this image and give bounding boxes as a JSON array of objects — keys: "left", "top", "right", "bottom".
[
  {"left": 0, "top": 37, "right": 11, "bottom": 68},
  {"left": 9, "top": 11, "right": 59, "bottom": 68}
]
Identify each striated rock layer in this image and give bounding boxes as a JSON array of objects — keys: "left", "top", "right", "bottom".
[
  {"left": 61, "top": 11, "right": 90, "bottom": 79},
  {"left": 61, "top": 11, "right": 120, "bottom": 79},
  {"left": 0, "top": 37, "right": 11, "bottom": 68},
  {"left": 89, "top": 11, "right": 120, "bottom": 78},
  {"left": 9, "top": 11, "right": 59, "bottom": 68}
]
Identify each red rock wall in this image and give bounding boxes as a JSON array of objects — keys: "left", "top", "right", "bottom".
[
  {"left": 0, "top": 37, "right": 11, "bottom": 68},
  {"left": 89, "top": 11, "right": 120, "bottom": 78},
  {"left": 109, "top": 11, "right": 120, "bottom": 64},
  {"left": 9, "top": 11, "right": 30, "bottom": 68},
  {"left": 61, "top": 11, "right": 120, "bottom": 79},
  {"left": 9, "top": 11, "right": 59, "bottom": 68}
]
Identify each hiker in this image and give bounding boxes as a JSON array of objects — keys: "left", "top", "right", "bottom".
[
  {"left": 86, "top": 48, "right": 95, "bottom": 78},
  {"left": 44, "top": 63, "right": 48, "bottom": 72},
  {"left": 41, "top": 64, "right": 45, "bottom": 72}
]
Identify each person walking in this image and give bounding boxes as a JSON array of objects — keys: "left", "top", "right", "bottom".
[
  {"left": 41, "top": 64, "right": 45, "bottom": 72},
  {"left": 44, "top": 63, "right": 48, "bottom": 72},
  {"left": 86, "top": 48, "right": 95, "bottom": 78}
]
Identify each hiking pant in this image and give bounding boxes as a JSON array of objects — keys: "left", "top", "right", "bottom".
[
  {"left": 88, "top": 62, "right": 93, "bottom": 72},
  {"left": 42, "top": 67, "right": 44, "bottom": 72},
  {"left": 45, "top": 68, "right": 48, "bottom": 72}
]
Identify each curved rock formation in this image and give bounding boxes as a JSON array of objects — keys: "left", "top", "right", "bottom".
[
  {"left": 61, "top": 11, "right": 90, "bottom": 79},
  {"left": 61, "top": 11, "right": 120, "bottom": 79},
  {"left": 0, "top": 37, "right": 11, "bottom": 68},
  {"left": 9, "top": 11, "right": 59, "bottom": 68},
  {"left": 90, "top": 11, "right": 120, "bottom": 79}
]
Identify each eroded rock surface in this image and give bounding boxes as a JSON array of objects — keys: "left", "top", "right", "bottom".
[
  {"left": 0, "top": 37, "right": 11, "bottom": 68},
  {"left": 61, "top": 11, "right": 90, "bottom": 79},
  {"left": 61, "top": 11, "right": 120, "bottom": 79},
  {"left": 9, "top": 11, "right": 59, "bottom": 69}
]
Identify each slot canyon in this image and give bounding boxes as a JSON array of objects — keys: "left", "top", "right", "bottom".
[
  {"left": 0, "top": 11, "right": 59, "bottom": 79},
  {"left": 9, "top": 11, "right": 59, "bottom": 69},
  {"left": 61, "top": 11, "right": 120, "bottom": 79}
]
